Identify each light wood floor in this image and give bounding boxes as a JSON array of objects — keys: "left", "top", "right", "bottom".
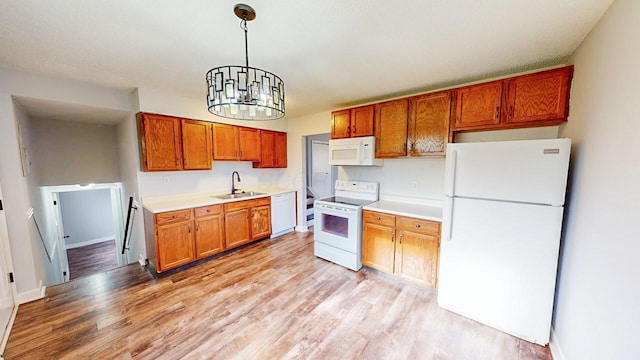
[
  {"left": 67, "top": 239, "right": 119, "bottom": 280},
  {"left": 5, "top": 230, "right": 552, "bottom": 359}
]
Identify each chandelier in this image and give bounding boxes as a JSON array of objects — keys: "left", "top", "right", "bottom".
[{"left": 206, "top": 4, "right": 285, "bottom": 121}]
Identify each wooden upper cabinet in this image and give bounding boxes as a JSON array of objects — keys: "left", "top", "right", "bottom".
[
  {"left": 274, "top": 132, "right": 287, "bottom": 168},
  {"left": 331, "top": 109, "right": 351, "bottom": 139},
  {"left": 505, "top": 67, "right": 573, "bottom": 125},
  {"left": 253, "top": 130, "right": 286, "bottom": 168},
  {"left": 453, "top": 80, "right": 503, "bottom": 130},
  {"left": 238, "top": 127, "right": 261, "bottom": 161},
  {"left": 138, "top": 113, "right": 182, "bottom": 171},
  {"left": 212, "top": 123, "right": 239, "bottom": 160},
  {"left": 181, "top": 119, "right": 212, "bottom": 170},
  {"left": 408, "top": 91, "right": 451, "bottom": 156},
  {"left": 375, "top": 99, "right": 409, "bottom": 158},
  {"left": 331, "top": 106, "right": 374, "bottom": 139},
  {"left": 254, "top": 130, "right": 275, "bottom": 168},
  {"left": 351, "top": 105, "right": 375, "bottom": 137}
]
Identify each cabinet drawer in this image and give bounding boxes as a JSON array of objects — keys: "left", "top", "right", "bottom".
[
  {"left": 194, "top": 204, "right": 222, "bottom": 218},
  {"left": 397, "top": 216, "right": 440, "bottom": 235},
  {"left": 363, "top": 210, "right": 396, "bottom": 227},
  {"left": 252, "top": 197, "right": 270, "bottom": 207},
  {"left": 155, "top": 209, "right": 192, "bottom": 225},
  {"left": 224, "top": 199, "right": 252, "bottom": 212}
]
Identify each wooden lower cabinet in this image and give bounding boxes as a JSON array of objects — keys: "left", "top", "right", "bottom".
[
  {"left": 154, "top": 210, "right": 195, "bottom": 272},
  {"left": 194, "top": 205, "right": 224, "bottom": 259},
  {"left": 362, "top": 210, "right": 441, "bottom": 288},
  {"left": 145, "top": 197, "right": 272, "bottom": 273},
  {"left": 224, "top": 208, "right": 251, "bottom": 249},
  {"left": 251, "top": 205, "right": 272, "bottom": 241}
]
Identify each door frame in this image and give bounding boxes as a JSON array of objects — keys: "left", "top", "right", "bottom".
[
  {"left": 0, "top": 181, "right": 18, "bottom": 356},
  {"left": 43, "top": 182, "right": 126, "bottom": 282}
]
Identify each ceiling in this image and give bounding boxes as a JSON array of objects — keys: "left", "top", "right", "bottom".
[{"left": 0, "top": 0, "right": 613, "bottom": 120}]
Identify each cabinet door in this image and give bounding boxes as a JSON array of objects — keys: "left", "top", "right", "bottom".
[
  {"left": 156, "top": 220, "right": 194, "bottom": 271},
  {"left": 139, "top": 113, "right": 182, "bottom": 171},
  {"left": 195, "top": 214, "right": 224, "bottom": 259},
  {"left": 254, "top": 130, "right": 275, "bottom": 168},
  {"left": 212, "top": 123, "right": 239, "bottom": 160},
  {"left": 331, "top": 110, "right": 351, "bottom": 139},
  {"left": 274, "top": 132, "right": 287, "bottom": 168},
  {"left": 224, "top": 209, "right": 251, "bottom": 249},
  {"left": 395, "top": 229, "right": 439, "bottom": 288},
  {"left": 505, "top": 67, "right": 572, "bottom": 125},
  {"left": 408, "top": 91, "right": 451, "bottom": 156},
  {"left": 362, "top": 222, "right": 396, "bottom": 274},
  {"left": 251, "top": 205, "right": 272, "bottom": 240},
  {"left": 453, "top": 81, "right": 503, "bottom": 130},
  {"left": 238, "top": 127, "right": 261, "bottom": 161},
  {"left": 374, "top": 99, "right": 409, "bottom": 158},
  {"left": 181, "top": 119, "right": 212, "bottom": 170},
  {"left": 351, "top": 105, "right": 374, "bottom": 137}
]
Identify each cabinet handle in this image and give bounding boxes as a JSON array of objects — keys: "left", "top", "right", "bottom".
[
  {"left": 509, "top": 105, "right": 514, "bottom": 118},
  {"left": 495, "top": 106, "right": 500, "bottom": 119},
  {"left": 172, "top": 215, "right": 176, "bottom": 219},
  {"left": 352, "top": 125, "right": 356, "bottom": 134},
  {"left": 188, "top": 224, "right": 191, "bottom": 233},
  {"left": 196, "top": 223, "right": 199, "bottom": 231},
  {"left": 376, "top": 216, "right": 381, "bottom": 220},
  {"left": 391, "top": 233, "right": 395, "bottom": 243},
  {"left": 399, "top": 233, "right": 403, "bottom": 244},
  {"left": 416, "top": 224, "right": 421, "bottom": 228}
]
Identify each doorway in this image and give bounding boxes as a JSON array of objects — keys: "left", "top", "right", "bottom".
[
  {"left": 44, "top": 183, "right": 126, "bottom": 282},
  {"left": 305, "top": 134, "right": 336, "bottom": 227}
]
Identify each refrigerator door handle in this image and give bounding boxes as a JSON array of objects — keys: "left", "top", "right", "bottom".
[
  {"left": 445, "top": 149, "right": 458, "bottom": 196},
  {"left": 443, "top": 196, "right": 454, "bottom": 242}
]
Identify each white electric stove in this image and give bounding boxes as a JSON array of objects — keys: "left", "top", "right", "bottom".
[{"left": 313, "top": 180, "right": 379, "bottom": 271}]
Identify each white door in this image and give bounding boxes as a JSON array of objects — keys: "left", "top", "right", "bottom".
[
  {"left": 438, "top": 197, "right": 564, "bottom": 345},
  {"left": 445, "top": 138, "right": 571, "bottom": 205},
  {"left": 311, "top": 141, "right": 332, "bottom": 199},
  {"left": 0, "top": 183, "right": 16, "bottom": 349}
]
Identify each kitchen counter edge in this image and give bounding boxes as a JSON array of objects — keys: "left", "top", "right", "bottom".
[
  {"left": 143, "top": 188, "right": 296, "bottom": 214},
  {"left": 363, "top": 200, "right": 443, "bottom": 222}
]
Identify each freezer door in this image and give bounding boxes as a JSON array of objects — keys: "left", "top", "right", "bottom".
[
  {"left": 438, "top": 197, "right": 563, "bottom": 345},
  {"left": 444, "top": 139, "right": 570, "bottom": 206}
]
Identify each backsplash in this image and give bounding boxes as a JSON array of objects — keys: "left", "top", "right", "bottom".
[
  {"left": 137, "top": 161, "right": 287, "bottom": 198},
  {"left": 338, "top": 157, "right": 446, "bottom": 201}
]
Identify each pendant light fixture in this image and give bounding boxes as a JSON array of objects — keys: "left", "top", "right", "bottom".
[{"left": 206, "top": 4, "right": 285, "bottom": 120}]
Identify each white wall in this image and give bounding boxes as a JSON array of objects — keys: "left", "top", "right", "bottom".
[
  {"left": 0, "top": 69, "right": 136, "bottom": 297},
  {"left": 552, "top": 0, "right": 640, "bottom": 359},
  {"left": 59, "top": 189, "right": 114, "bottom": 247},
  {"left": 28, "top": 118, "right": 120, "bottom": 185}
]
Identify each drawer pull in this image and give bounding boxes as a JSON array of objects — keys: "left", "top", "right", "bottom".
[
  {"left": 376, "top": 216, "right": 381, "bottom": 220},
  {"left": 207, "top": 209, "right": 211, "bottom": 212},
  {"left": 416, "top": 224, "right": 421, "bottom": 228},
  {"left": 172, "top": 215, "right": 176, "bottom": 219}
]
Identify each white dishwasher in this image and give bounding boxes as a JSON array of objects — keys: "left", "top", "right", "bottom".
[{"left": 271, "top": 192, "right": 296, "bottom": 238}]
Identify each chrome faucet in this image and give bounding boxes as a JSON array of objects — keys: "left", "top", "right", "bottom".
[{"left": 231, "top": 171, "right": 241, "bottom": 194}]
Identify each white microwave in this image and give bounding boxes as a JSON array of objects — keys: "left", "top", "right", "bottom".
[{"left": 328, "top": 136, "right": 383, "bottom": 166}]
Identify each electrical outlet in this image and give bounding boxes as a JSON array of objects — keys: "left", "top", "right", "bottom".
[
  {"left": 163, "top": 176, "right": 170, "bottom": 184},
  {"left": 411, "top": 181, "right": 419, "bottom": 190}
]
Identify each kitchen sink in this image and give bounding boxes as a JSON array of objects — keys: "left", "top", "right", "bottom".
[{"left": 211, "top": 191, "right": 266, "bottom": 200}]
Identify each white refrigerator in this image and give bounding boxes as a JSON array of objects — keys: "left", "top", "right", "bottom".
[{"left": 439, "top": 138, "right": 571, "bottom": 345}]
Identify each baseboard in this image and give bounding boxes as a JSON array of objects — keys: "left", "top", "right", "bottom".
[
  {"left": 138, "top": 254, "right": 147, "bottom": 266},
  {"left": 65, "top": 236, "right": 115, "bottom": 249},
  {"left": 16, "top": 280, "right": 45, "bottom": 304},
  {"left": 271, "top": 228, "right": 294, "bottom": 238},
  {"left": 295, "top": 225, "right": 309, "bottom": 232},
  {"left": 549, "top": 328, "right": 566, "bottom": 360}
]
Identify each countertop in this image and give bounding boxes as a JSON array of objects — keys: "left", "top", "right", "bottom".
[
  {"left": 142, "top": 187, "right": 296, "bottom": 213},
  {"left": 363, "top": 200, "right": 443, "bottom": 222}
]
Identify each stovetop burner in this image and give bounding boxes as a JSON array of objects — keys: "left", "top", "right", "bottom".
[{"left": 317, "top": 196, "right": 374, "bottom": 207}]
